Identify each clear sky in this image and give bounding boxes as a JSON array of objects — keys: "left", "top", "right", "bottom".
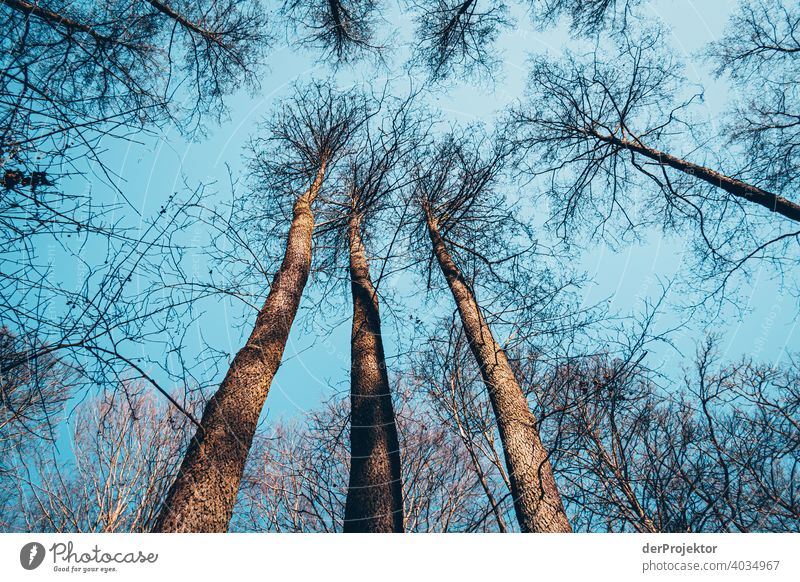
[{"left": 46, "top": 0, "right": 798, "bottom": 431}]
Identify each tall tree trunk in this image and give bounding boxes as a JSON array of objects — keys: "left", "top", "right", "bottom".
[
  {"left": 343, "top": 213, "right": 404, "bottom": 533},
  {"left": 152, "top": 164, "right": 327, "bottom": 532},
  {"left": 591, "top": 130, "right": 800, "bottom": 223},
  {"left": 425, "top": 213, "right": 571, "bottom": 533}
]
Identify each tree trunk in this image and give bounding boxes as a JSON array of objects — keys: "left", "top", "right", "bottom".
[
  {"left": 425, "top": 214, "right": 571, "bottom": 533},
  {"left": 592, "top": 130, "right": 800, "bottom": 223},
  {"left": 343, "top": 213, "right": 404, "bottom": 533},
  {"left": 152, "top": 164, "right": 326, "bottom": 532}
]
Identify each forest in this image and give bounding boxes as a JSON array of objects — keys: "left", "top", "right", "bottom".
[{"left": 0, "top": 0, "right": 798, "bottom": 533}]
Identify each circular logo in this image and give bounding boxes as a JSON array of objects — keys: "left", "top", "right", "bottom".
[{"left": 20, "top": 542, "right": 46, "bottom": 570}]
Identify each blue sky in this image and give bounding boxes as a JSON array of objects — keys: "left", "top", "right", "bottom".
[{"left": 45, "top": 0, "right": 799, "bottom": 430}]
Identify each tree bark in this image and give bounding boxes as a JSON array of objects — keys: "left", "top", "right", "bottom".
[
  {"left": 152, "top": 164, "right": 327, "bottom": 532},
  {"left": 592, "top": 130, "right": 800, "bottom": 223},
  {"left": 425, "top": 214, "right": 571, "bottom": 533},
  {"left": 343, "top": 213, "right": 404, "bottom": 533}
]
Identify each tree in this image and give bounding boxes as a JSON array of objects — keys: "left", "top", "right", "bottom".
[
  {"left": 509, "top": 28, "right": 800, "bottom": 292},
  {"left": 232, "top": 400, "right": 349, "bottom": 533},
  {"left": 528, "top": 0, "right": 641, "bottom": 34},
  {"left": 0, "top": 385, "right": 197, "bottom": 532},
  {"left": 407, "top": 0, "right": 511, "bottom": 82},
  {"left": 0, "top": 0, "right": 270, "bottom": 473},
  {"left": 0, "top": 184, "right": 209, "bottom": 445},
  {"left": 234, "top": 381, "right": 514, "bottom": 532},
  {"left": 0, "top": 327, "right": 73, "bottom": 481},
  {"left": 153, "top": 83, "right": 367, "bottom": 532},
  {"left": 1, "top": 0, "right": 269, "bottom": 252},
  {"left": 410, "top": 262, "right": 599, "bottom": 533},
  {"left": 1, "top": 0, "right": 268, "bottom": 172},
  {"left": 335, "top": 105, "right": 421, "bottom": 532},
  {"left": 280, "top": 0, "right": 383, "bottom": 65},
  {"left": 282, "top": 93, "right": 429, "bottom": 531},
  {"left": 408, "top": 131, "right": 572, "bottom": 532},
  {"left": 397, "top": 379, "right": 503, "bottom": 532},
  {"left": 412, "top": 320, "right": 516, "bottom": 532},
  {"left": 534, "top": 338, "right": 800, "bottom": 532},
  {"left": 706, "top": 0, "right": 800, "bottom": 202}
]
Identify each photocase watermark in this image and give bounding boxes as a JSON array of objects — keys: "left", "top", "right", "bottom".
[
  {"left": 18, "top": 540, "right": 159, "bottom": 574},
  {"left": 642, "top": 542, "right": 718, "bottom": 556},
  {"left": 20, "top": 542, "right": 46, "bottom": 570}
]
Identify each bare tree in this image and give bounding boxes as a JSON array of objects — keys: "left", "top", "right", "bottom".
[
  {"left": 533, "top": 336, "right": 800, "bottom": 532},
  {"left": 280, "top": 0, "right": 384, "bottom": 64},
  {"left": 0, "top": 1, "right": 267, "bottom": 131},
  {"left": 706, "top": 0, "right": 800, "bottom": 201},
  {"left": 0, "top": 327, "right": 73, "bottom": 481},
  {"left": 407, "top": 0, "right": 511, "bottom": 82},
  {"left": 0, "top": 184, "right": 211, "bottom": 447},
  {"left": 1, "top": 0, "right": 270, "bottom": 249},
  {"left": 410, "top": 260, "right": 598, "bottom": 534},
  {"left": 334, "top": 106, "right": 422, "bottom": 532},
  {"left": 1, "top": 0, "right": 269, "bottom": 191},
  {"left": 412, "top": 321, "right": 516, "bottom": 531},
  {"left": 528, "top": 0, "right": 641, "bottom": 34},
  {"left": 233, "top": 400, "right": 350, "bottom": 533},
  {"left": 408, "top": 131, "right": 572, "bottom": 532},
  {"left": 234, "top": 380, "right": 512, "bottom": 532},
  {"left": 0, "top": 1, "right": 271, "bottom": 481},
  {"left": 153, "top": 83, "right": 367, "bottom": 532},
  {"left": 1, "top": 384, "right": 197, "bottom": 532},
  {"left": 509, "top": 29, "right": 800, "bottom": 293}
]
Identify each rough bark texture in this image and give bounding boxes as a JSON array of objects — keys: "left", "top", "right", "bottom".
[
  {"left": 593, "top": 131, "right": 800, "bottom": 223},
  {"left": 152, "top": 165, "right": 326, "bottom": 533},
  {"left": 426, "top": 215, "right": 571, "bottom": 533},
  {"left": 343, "top": 214, "right": 404, "bottom": 533}
]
